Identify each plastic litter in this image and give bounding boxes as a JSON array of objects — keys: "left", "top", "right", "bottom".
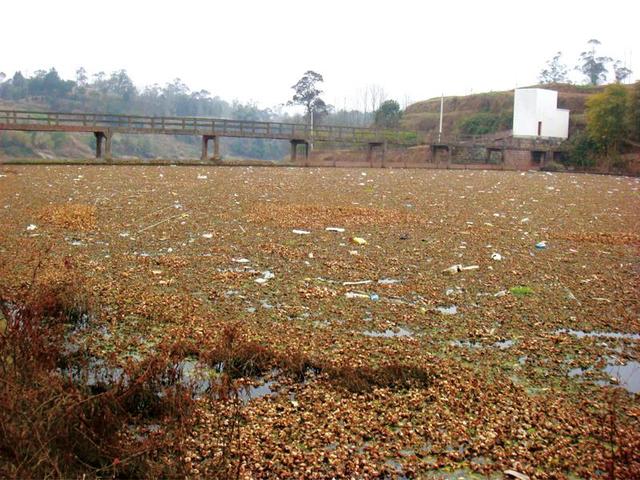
[
  {"left": 325, "top": 227, "right": 345, "bottom": 233},
  {"left": 442, "top": 264, "right": 480, "bottom": 275},
  {"left": 255, "top": 271, "right": 275, "bottom": 285},
  {"left": 535, "top": 241, "right": 547, "bottom": 249},
  {"left": 351, "top": 237, "right": 367, "bottom": 245},
  {"left": 378, "top": 278, "right": 400, "bottom": 285},
  {"left": 491, "top": 252, "right": 503, "bottom": 261},
  {"left": 343, "top": 280, "right": 373, "bottom": 286},
  {"left": 369, "top": 293, "right": 380, "bottom": 301},
  {"left": 202, "top": 233, "right": 213, "bottom": 239},
  {"left": 292, "top": 229, "right": 311, "bottom": 235},
  {"left": 345, "top": 291, "right": 369, "bottom": 299},
  {"left": 232, "top": 258, "right": 250, "bottom": 263},
  {"left": 504, "top": 470, "right": 530, "bottom": 480},
  {"left": 26, "top": 224, "right": 37, "bottom": 231}
]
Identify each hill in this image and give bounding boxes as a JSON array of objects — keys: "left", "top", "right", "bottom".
[{"left": 401, "top": 83, "right": 605, "bottom": 136}]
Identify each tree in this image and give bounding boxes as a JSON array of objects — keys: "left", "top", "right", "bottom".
[
  {"left": 374, "top": 100, "right": 402, "bottom": 128},
  {"left": 107, "top": 69, "right": 137, "bottom": 100},
  {"left": 613, "top": 60, "right": 633, "bottom": 83},
  {"left": 586, "top": 83, "right": 629, "bottom": 154},
  {"left": 75, "top": 67, "right": 88, "bottom": 87},
  {"left": 577, "top": 39, "right": 612, "bottom": 85},
  {"left": 539, "top": 51, "right": 568, "bottom": 84},
  {"left": 367, "top": 84, "right": 387, "bottom": 115},
  {"left": 628, "top": 81, "right": 640, "bottom": 142},
  {"left": 288, "top": 71, "right": 328, "bottom": 124}
]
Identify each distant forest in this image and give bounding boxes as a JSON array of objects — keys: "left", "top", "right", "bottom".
[{"left": 0, "top": 68, "right": 377, "bottom": 160}]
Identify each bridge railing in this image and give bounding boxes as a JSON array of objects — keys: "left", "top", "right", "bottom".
[{"left": 0, "top": 110, "right": 420, "bottom": 145}]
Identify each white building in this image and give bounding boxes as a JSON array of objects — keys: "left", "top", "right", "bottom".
[{"left": 513, "top": 88, "right": 569, "bottom": 139}]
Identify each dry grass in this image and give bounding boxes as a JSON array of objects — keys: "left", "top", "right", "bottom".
[{"left": 0, "top": 256, "right": 242, "bottom": 479}]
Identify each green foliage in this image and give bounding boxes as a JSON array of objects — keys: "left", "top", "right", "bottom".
[
  {"left": 613, "top": 61, "right": 633, "bottom": 83},
  {"left": 509, "top": 286, "right": 533, "bottom": 297},
  {"left": 51, "top": 132, "right": 68, "bottom": 149},
  {"left": 629, "top": 81, "right": 640, "bottom": 142},
  {"left": 374, "top": 100, "right": 402, "bottom": 128},
  {"left": 457, "top": 112, "right": 512, "bottom": 135},
  {"left": 288, "top": 71, "right": 329, "bottom": 121},
  {"left": 0, "top": 131, "right": 34, "bottom": 156},
  {"left": 539, "top": 51, "right": 568, "bottom": 84},
  {"left": 565, "top": 130, "right": 599, "bottom": 168},
  {"left": 577, "top": 39, "right": 611, "bottom": 85},
  {"left": 540, "top": 160, "right": 566, "bottom": 172},
  {"left": 586, "top": 84, "right": 629, "bottom": 152}
]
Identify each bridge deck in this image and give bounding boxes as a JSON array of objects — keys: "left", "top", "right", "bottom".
[{"left": 0, "top": 110, "right": 419, "bottom": 146}]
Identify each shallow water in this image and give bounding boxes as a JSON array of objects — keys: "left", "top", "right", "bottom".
[
  {"left": 436, "top": 305, "right": 458, "bottom": 315},
  {"left": 363, "top": 327, "right": 413, "bottom": 338},
  {"left": 567, "top": 357, "right": 640, "bottom": 394},
  {"left": 492, "top": 339, "right": 514, "bottom": 349},
  {"left": 604, "top": 360, "right": 640, "bottom": 394},
  {"left": 556, "top": 328, "right": 640, "bottom": 340}
]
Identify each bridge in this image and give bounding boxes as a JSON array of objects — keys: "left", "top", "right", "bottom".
[{"left": 0, "top": 110, "right": 420, "bottom": 162}]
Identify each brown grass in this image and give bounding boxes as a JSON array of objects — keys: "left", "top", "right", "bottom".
[{"left": 0, "top": 256, "right": 242, "bottom": 479}]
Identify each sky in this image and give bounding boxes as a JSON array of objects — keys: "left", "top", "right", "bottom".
[{"left": 2, "top": 0, "right": 639, "bottom": 111}]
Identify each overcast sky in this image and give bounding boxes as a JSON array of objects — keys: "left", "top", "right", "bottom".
[{"left": 3, "top": 0, "right": 638, "bottom": 111}]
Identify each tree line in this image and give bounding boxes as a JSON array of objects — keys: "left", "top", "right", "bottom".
[{"left": 0, "top": 68, "right": 403, "bottom": 159}]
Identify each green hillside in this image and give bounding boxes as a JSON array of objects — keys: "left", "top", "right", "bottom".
[{"left": 401, "top": 83, "right": 605, "bottom": 136}]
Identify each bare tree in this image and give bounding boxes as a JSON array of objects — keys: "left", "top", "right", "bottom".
[{"left": 368, "top": 84, "right": 387, "bottom": 114}]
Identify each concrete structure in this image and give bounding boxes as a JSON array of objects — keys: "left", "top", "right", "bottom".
[
  {"left": 513, "top": 88, "right": 569, "bottom": 139},
  {"left": 0, "top": 109, "right": 569, "bottom": 169},
  {"left": 0, "top": 110, "right": 417, "bottom": 163}
]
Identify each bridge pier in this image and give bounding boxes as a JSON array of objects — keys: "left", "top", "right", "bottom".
[
  {"left": 94, "top": 131, "right": 112, "bottom": 161},
  {"left": 290, "top": 140, "right": 309, "bottom": 165},
  {"left": 367, "top": 142, "right": 386, "bottom": 167},
  {"left": 486, "top": 147, "right": 505, "bottom": 165},
  {"left": 201, "top": 135, "right": 220, "bottom": 162},
  {"left": 431, "top": 145, "right": 450, "bottom": 167}
]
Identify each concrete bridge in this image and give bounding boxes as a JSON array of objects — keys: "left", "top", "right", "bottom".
[{"left": 0, "top": 110, "right": 419, "bottom": 162}]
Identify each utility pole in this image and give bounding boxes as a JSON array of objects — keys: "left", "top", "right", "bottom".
[
  {"left": 438, "top": 94, "right": 444, "bottom": 143},
  {"left": 310, "top": 107, "right": 314, "bottom": 151}
]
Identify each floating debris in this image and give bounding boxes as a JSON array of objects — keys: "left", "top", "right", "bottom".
[
  {"left": 342, "top": 280, "right": 372, "bottom": 286},
  {"left": 442, "top": 264, "right": 479, "bottom": 275},
  {"left": 436, "top": 305, "right": 458, "bottom": 315},
  {"left": 255, "top": 271, "right": 275, "bottom": 285},
  {"left": 345, "top": 291, "right": 369, "bottom": 299}
]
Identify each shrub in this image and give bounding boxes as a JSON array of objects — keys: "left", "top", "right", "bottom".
[{"left": 458, "top": 111, "right": 512, "bottom": 135}]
